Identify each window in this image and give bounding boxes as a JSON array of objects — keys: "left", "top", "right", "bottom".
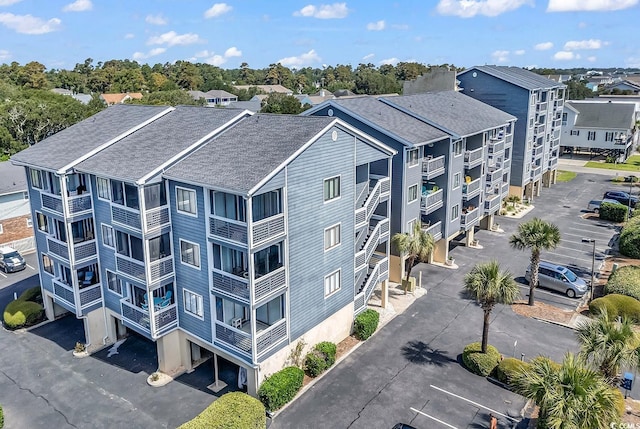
[
  {"left": 570, "top": 130, "right": 579, "bottom": 136},
  {"left": 451, "top": 204, "right": 459, "bottom": 221},
  {"left": 252, "top": 190, "right": 281, "bottom": 222},
  {"left": 324, "top": 176, "right": 340, "bottom": 202},
  {"left": 36, "top": 212, "right": 48, "bottom": 233},
  {"left": 407, "top": 218, "right": 417, "bottom": 234},
  {"left": 30, "top": 169, "right": 43, "bottom": 189},
  {"left": 562, "top": 113, "right": 567, "bottom": 125},
  {"left": 176, "top": 187, "right": 197, "bottom": 215},
  {"left": 26, "top": 217, "right": 32, "bottom": 228},
  {"left": 180, "top": 239, "right": 201, "bottom": 268},
  {"left": 106, "top": 270, "right": 123, "bottom": 295},
  {"left": 96, "top": 177, "right": 110, "bottom": 200},
  {"left": 184, "top": 289, "right": 204, "bottom": 318},
  {"left": 212, "top": 191, "right": 246, "bottom": 221},
  {"left": 407, "top": 184, "right": 418, "bottom": 203},
  {"left": 324, "top": 269, "right": 341, "bottom": 297},
  {"left": 324, "top": 224, "right": 341, "bottom": 251},
  {"left": 605, "top": 132, "right": 614, "bottom": 142},
  {"left": 453, "top": 140, "right": 463, "bottom": 156},
  {"left": 101, "top": 224, "right": 115, "bottom": 248},
  {"left": 116, "top": 231, "right": 144, "bottom": 261},
  {"left": 149, "top": 233, "right": 171, "bottom": 261},
  {"left": 23, "top": 191, "right": 29, "bottom": 200},
  {"left": 110, "top": 180, "right": 139, "bottom": 209},
  {"left": 453, "top": 173, "right": 461, "bottom": 189},
  {"left": 42, "top": 254, "right": 53, "bottom": 275},
  {"left": 407, "top": 148, "right": 419, "bottom": 167},
  {"left": 588, "top": 131, "right": 596, "bottom": 141}
]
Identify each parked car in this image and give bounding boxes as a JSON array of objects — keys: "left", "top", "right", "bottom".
[
  {"left": 587, "top": 198, "right": 623, "bottom": 213},
  {"left": 392, "top": 424, "right": 418, "bottom": 429},
  {"left": 0, "top": 247, "right": 26, "bottom": 273},
  {"left": 603, "top": 190, "right": 638, "bottom": 208},
  {"left": 525, "top": 261, "right": 588, "bottom": 298}
]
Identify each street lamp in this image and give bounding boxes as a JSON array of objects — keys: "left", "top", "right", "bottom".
[{"left": 582, "top": 238, "right": 596, "bottom": 302}]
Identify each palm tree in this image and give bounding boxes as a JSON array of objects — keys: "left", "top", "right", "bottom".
[
  {"left": 463, "top": 260, "right": 519, "bottom": 353},
  {"left": 576, "top": 309, "right": 639, "bottom": 382},
  {"left": 391, "top": 221, "right": 435, "bottom": 294},
  {"left": 509, "top": 217, "right": 561, "bottom": 306},
  {"left": 513, "top": 353, "right": 622, "bottom": 429}
]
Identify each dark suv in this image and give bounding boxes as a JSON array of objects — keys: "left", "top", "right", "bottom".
[{"left": 603, "top": 190, "right": 638, "bottom": 208}]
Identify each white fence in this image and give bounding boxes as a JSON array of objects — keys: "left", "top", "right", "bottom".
[{"left": 0, "top": 236, "right": 36, "bottom": 253}]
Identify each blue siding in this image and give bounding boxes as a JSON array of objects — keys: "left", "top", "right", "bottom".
[
  {"left": 168, "top": 180, "right": 213, "bottom": 343},
  {"left": 356, "top": 138, "right": 385, "bottom": 165},
  {"left": 404, "top": 148, "right": 422, "bottom": 232},
  {"left": 26, "top": 170, "right": 55, "bottom": 296},
  {"left": 446, "top": 141, "right": 464, "bottom": 237}
]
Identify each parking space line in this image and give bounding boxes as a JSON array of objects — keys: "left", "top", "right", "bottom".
[
  {"left": 26, "top": 264, "right": 35, "bottom": 271},
  {"left": 554, "top": 244, "right": 604, "bottom": 256},
  {"left": 517, "top": 284, "right": 578, "bottom": 303},
  {"left": 559, "top": 237, "right": 608, "bottom": 248},
  {"left": 563, "top": 231, "right": 614, "bottom": 240},
  {"left": 545, "top": 251, "right": 594, "bottom": 264},
  {"left": 410, "top": 407, "right": 458, "bottom": 429},
  {"left": 0, "top": 271, "right": 6, "bottom": 278},
  {"left": 567, "top": 227, "right": 617, "bottom": 237},
  {"left": 430, "top": 385, "right": 519, "bottom": 422}
]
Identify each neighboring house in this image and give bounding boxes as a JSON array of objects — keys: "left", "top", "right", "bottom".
[
  {"left": 227, "top": 100, "right": 262, "bottom": 112},
  {"left": 457, "top": 66, "right": 566, "bottom": 200},
  {"left": 602, "top": 80, "right": 640, "bottom": 95},
  {"left": 544, "top": 75, "right": 572, "bottom": 84},
  {"left": 11, "top": 104, "right": 395, "bottom": 397},
  {"left": 51, "top": 88, "right": 93, "bottom": 104},
  {"left": 0, "top": 162, "right": 32, "bottom": 249},
  {"left": 188, "top": 90, "right": 238, "bottom": 106},
  {"left": 560, "top": 100, "right": 637, "bottom": 160},
  {"left": 294, "top": 90, "right": 334, "bottom": 107},
  {"left": 233, "top": 84, "right": 293, "bottom": 95},
  {"left": 100, "top": 93, "right": 144, "bottom": 105},
  {"left": 304, "top": 91, "right": 516, "bottom": 279}
]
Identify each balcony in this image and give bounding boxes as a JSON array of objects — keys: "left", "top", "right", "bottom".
[
  {"left": 464, "top": 147, "right": 484, "bottom": 168},
  {"left": 486, "top": 168, "right": 503, "bottom": 186},
  {"left": 251, "top": 213, "right": 285, "bottom": 248},
  {"left": 505, "top": 134, "right": 513, "bottom": 146},
  {"left": 462, "top": 177, "right": 482, "bottom": 200},
  {"left": 145, "top": 206, "right": 170, "bottom": 233},
  {"left": 112, "top": 205, "right": 141, "bottom": 231},
  {"left": 501, "top": 182, "right": 510, "bottom": 197},
  {"left": 52, "top": 279, "right": 75, "bottom": 307},
  {"left": 47, "top": 236, "right": 69, "bottom": 261},
  {"left": 422, "top": 155, "right": 446, "bottom": 180},
  {"left": 553, "top": 129, "right": 561, "bottom": 140},
  {"left": 256, "top": 318, "right": 288, "bottom": 357},
  {"left": 422, "top": 221, "right": 443, "bottom": 241},
  {"left": 116, "top": 255, "right": 146, "bottom": 282},
  {"left": 549, "top": 157, "right": 559, "bottom": 169},
  {"left": 254, "top": 266, "right": 287, "bottom": 304},
  {"left": 461, "top": 206, "right": 480, "bottom": 229},
  {"left": 153, "top": 304, "right": 178, "bottom": 337},
  {"left": 215, "top": 321, "right": 252, "bottom": 358},
  {"left": 420, "top": 188, "right": 444, "bottom": 215},
  {"left": 536, "top": 101, "right": 548, "bottom": 112},
  {"left": 502, "top": 158, "right": 512, "bottom": 172},
  {"left": 209, "top": 216, "right": 248, "bottom": 245},
  {"left": 485, "top": 194, "right": 501, "bottom": 214},
  {"left": 52, "top": 279, "right": 102, "bottom": 312},
  {"left": 531, "top": 166, "right": 542, "bottom": 179},
  {"left": 554, "top": 99, "right": 564, "bottom": 108},
  {"left": 149, "top": 256, "right": 174, "bottom": 284},
  {"left": 532, "top": 145, "right": 544, "bottom": 158},
  {"left": 534, "top": 124, "right": 546, "bottom": 135},
  {"left": 67, "top": 193, "right": 92, "bottom": 216},
  {"left": 488, "top": 139, "right": 505, "bottom": 155},
  {"left": 41, "top": 192, "right": 63, "bottom": 215},
  {"left": 212, "top": 270, "right": 250, "bottom": 304},
  {"left": 79, "top": 283, "right": 102, "bottom": 309},
  {"left": 74, "top": 239, "right": 97, "bottom": 262}
]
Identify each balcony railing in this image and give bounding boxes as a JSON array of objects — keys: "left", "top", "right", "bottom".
[
  {"left": 41, "top": 192, "right": 63, "bottom": 215},
  {"left": 255, "top": 266, "right": 287, "bottom": 303},
  {"left": 121, "top": 299, "right": 150, "bottom": 332},
  {"left": 209, "top": 216, "right": 248, "bottom": 245},
  {"left": 149, "top": 256, "right": 174, "bottom": 284},
  {"left": 74, "top": 239, "right": 97, "bottom": 262},
  {"left": 47, "top": 236, "right": 69, "bottom": 261},
  {"left": 423, "top": 221, "right": 443, "bottom": 241},
  {"left": 554, "top": 99, "right": 564, "bottom": 108},
  {"left": 79, "top": 283, "right": 102, "bottom": 308},
  {"left": 112, "top": 205, "right": 141, "bottom": 231},
  {"left": 486, "top": 168, "right": 503, "bottom": 186},
  {"left": 354, "top": 218, "right": 389, "bottom": 271},
  {"left": 354, "top": 256, "right": 388, "bottom": 314},
  {"left": 549, "top": 157, "right": 558, "bottom": 169},
  {"left": 501, "top": 182, "right": 510, "bottom": 197},
  {"left": 485, "top": 195, "right": 501, "bottom": 213},
  {"left": 535, "top": 124, "right": 546, "bottom": 135},
  {"left": 536, "top": 101, "right": 548, "bottom": 111},
  {"left": 145, "top": 206, "right": 170, "bottom": 232},
  {"left": 422, "top": 155, "right": 446, "bottom": 179},
  {"left": 462, "top": 177, "right": 482, "bottom": 200},
  {"left": 420, "top": 188, "right": 444, "bottom": 215},
  {"left": 355, "top": 176, "right": 389, "bottom": 229},
  {"left": 212, "top": 270, "right": 250, "bottom": 303},
  {"left": 154, "top": 303, "right": 178, "bottom": 337},
  {"left": 553, "top": 129, "right": 561, "bottom": 140},
  {"left": 461, "top": 207, "right": 480, "bottom": 228},
  {"left": 505, "top": 134, "right": 513, "bottom": 146},
  {"left": 502, "top": 158, "right": 512, "bottom": 172},
  {"left": 116, "top": 255, "right": 146, "bottom": 281},
  {"left": 52, "top": 279, "right": 75, "bottom": 306},
  {"left": 251, "top": 213, "right": 285, "bottom": 248},
  {"left": 488, "top": 139, "right": 505, "bottom": 155},
  {"left": 464, "top": 147, "right": 484, "bottom": 168},
  {"left": 532, "top": 145, "right": 544, "bottom": 158},
  {"left": 67, "top": 194, "right": 92, "bottom": 215},
  {"left": 256, "top": 318, "right": 288, "bottom": 357},
  {"left": 531, "top": 166, "right": 542, "bottom": 178},
  {"left": 215, "top": 321, "right": 252, "bottom": 358}
]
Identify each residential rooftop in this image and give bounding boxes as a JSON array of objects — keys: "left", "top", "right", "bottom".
[
  {"left": 0, "top": 161, "right": 26, "bottom": 196},
  {"left": 566, "top": 100, "right": 636, "bottom": 129},
  {"left": 459, "top": 65, "right": 566, "bottom": 91}
]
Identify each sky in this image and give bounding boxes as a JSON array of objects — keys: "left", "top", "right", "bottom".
[{"left": 0, "top": 0, "right": 639, "bottom": 71}]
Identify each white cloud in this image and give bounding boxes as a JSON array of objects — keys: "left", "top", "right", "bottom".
[
  {"left": 63, "top": 0, "right": 92, "bottom": 12},
  {"left": 379, "top": 57, "right": 399, "bottom": 65},
  {"left": 132, "top": 47, "right": 166, "bottom": 60},
  {"left": 204, "top": 3, "right": 232, "bottom": 18},
  {"left": 278, "top": 49, "right": 321, "bottom": 67},
  {"left": 563, "top": 39, "right": 605, "bottom": 50},
  {"left": 294, "top": 3, "right": 349, "bottom": 19},
  {"left": 0, "top": 0, "right": 22, "bottom": 5},
  {"left": 553, "top": 51, "right": 581, "bottom": 60},
  {"left": 547, "top": 0, "right": 637, "bottom": 12},
  {"left": 147, "top": 31, "right": 203, "bottom": 46},
  {"left": 367, "top": 20, "right": 385, "bottom": 31},
  {"left": 435, "top": 0, "right": 534, "bottom": 18},
  {"left": 0, "top": 13, "right": 61, "bottom": 34},
  {"left": 534, "top": 42, "right": 553, "bottom": 50},
  {"left": 145, "top": 14, "right": 167, "bottom": 25},
  {"left": 587, "top": 56, "right": 597, "bottom": 62},
  {"left": 491, "top": 50, "right": 510, "bottom": 62},
  {"left": 224, "top": 46, "right": 242, "bottom": 57},
  {"left": 362, "top": 53, "right": 375, "bottom": 60},
  {"left": 124, "top": 33, "right": 134, "bottom": 39},
  {"left": 192, "top": 46, "right": 242, "bottom": 66},
  {"left": 514, "top": 49, "right": 525, "bottom": 55},
  {"left": 0, "top": 49, "right": 10, "bottom": 60}
]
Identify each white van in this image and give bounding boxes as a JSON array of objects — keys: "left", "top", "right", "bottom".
[{"left": 525, "top": 261, "right": 588, "bottom": 298}]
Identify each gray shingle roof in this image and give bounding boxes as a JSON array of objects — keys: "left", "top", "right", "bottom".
[
  {"left": 75, "top": 106, "right": 248, "bottom": 183},
  {"left": 11, "top": 105, "right": 170, "bottom": 171},
  {"left": 383, "top": 91, "right": 516, "bottom": 137},
  {"left": 566, "top": 101, "right": 636, "bottom": 129},
  {"left": 460, "top": 66, "right": 566, "bottom": 91},
  {"left": 329, "top": 97, "right": 448, "bottom": 145},
  {"left": 0, "top": 162, "right": 26, "bottom": 196},
  {"left": 165, "top": 114, "right": 335, "bottom": 194}
]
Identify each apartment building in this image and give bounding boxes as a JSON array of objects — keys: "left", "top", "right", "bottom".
[
  {"left": 304, "top": 91, "right": 516, "bottom": 280},
  {"left": 11, "top": 104, "right": 394, "bottom": 395},
  {"left": 0, "top": 161, "right": 32, "bottom": 249},
  {"left": 457, "top": 66, "right": 566, "bottom": 200}
]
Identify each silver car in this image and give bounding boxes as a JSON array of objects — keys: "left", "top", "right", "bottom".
[{"left": 525, "top": 261, "right": 587, "bottom": 298}]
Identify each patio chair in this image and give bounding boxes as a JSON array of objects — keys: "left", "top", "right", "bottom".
[
  {"left": 141, "top": 293, "right": 149, "bottom": 311},
  {"left": 82, "top": 271, "right": 94, "bottom": 286},
  {"left": 159, "top": 290, "right": 172, "bottom": 308}
]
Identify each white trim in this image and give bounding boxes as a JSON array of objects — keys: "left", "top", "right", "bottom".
[
  {"left": 407, "top": 148, "right": 419, "bottom": 167},
  {"left": 451, "top": 204, "right": 460, "bottom": 221},
  {"left": 324, "top": 269, "right": 341, "bottom": 298},
  {"left": 57, "top": 107, "right": 175, "bottom": 175},
  {"left": 26, "top": 217, "right": 32, "bottom": 228},
  {"left": 452, "top": 172, "right": 461, "bottom": 190},
  {"left": 105, "top": 269, "right": 124, "bottom": 297},
  {"left": 323, "top": 222, "right": 341, "bottom": 252},
  {"left": 183, "top": 288, "right": 205, "bottom": 320},
  {"left": 41, "top": 253, "right": 54, "bottom": 276},
  {"left": 407, "top": 218, "right": 417, "bottom": 234},
  {"left": 175, "top": 186, "right": 198, "bottom": 217},
  {"left": 407, "top": 184, "right": 418, "bottom": 204},
  {"left": 101, "top": 223, "right": 115, "bottom": 249},
  {"left": 179, "top": 238, "right": 201, "bottom": 270},
  {"left": 323, "top": 175, "right": 341, "bottom": 203}
]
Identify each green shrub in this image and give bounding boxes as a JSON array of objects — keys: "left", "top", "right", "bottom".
[
  {"left": 620, "top": 217, "right": 640, "bottom": 259},
  {"left": 589, "top": 294, "right": 640, "bottom": 322},
  {"left": 600, "top": 202, "right": 627, "bottom": 222},
  {"left": 304, "top": 350, "right": 327, "bottom": 377},
  {"left": 354, "top": 309, "right": 379, "bottom": 340},
  {"left": 605, "top": 266, "right": 640, "bottom": 300},
  {"left": 462, "top": 342, "right": 501, "bottom": 377},
  {"left": 315, "top": 341, "right": 337, "bottom": 367},
  {"left": 495, "top": 358, "right": 530, "bottom": 387},
  {"left": 3, "top": 299, "right": 44, "bottom": 329},
  {"left": 257, "top": 366, "right": 304, "bottom": 411},
  {"left": 613, "top": 388, "right": 626, "bottom": 417},
  {"left": 0, "top": 404, "right": 3, "bottom": 429},
  {"left": 19, "top": 286, "right": 42, "bottom": 303},
  {"left": 178, "top": 392, "right": 265, "bottom": 429}
]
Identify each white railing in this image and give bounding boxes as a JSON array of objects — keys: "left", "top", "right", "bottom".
[
  {"left": 149, "top": 256, "right": 174, "bottom": 283},
  {"left": 145, "top": 206, "right": 170, "bottom": 232},
  {"left": 256, "top": 318, "right": 288, "bottom": 357},
  {"left": 355, "top": 180, "right": 370, "bottom": 209},
  {"left": 549, "top": 157, "right": 558, "bottom": 168},
  {"left": 464, "top": 147, "right": 484, "bottom": 166},
  {"left": 209, "top": 216, "right": 248, "bottom": 244},
  {"left": 215, "top": 321, "right": 252, "bottom": 358},
  {"left": 52, "top": 279, "right": 75, "bottom": 306},
  {"left": 421, "top": 188, "right": 444, "bottom": 214},
  {"left": 154, "top": 303, "right": 178, "bottom": 336},
  {"left": 488, "top": 140, "right": 505, "bottom": 155},
  {"left": 423, "top": 221, "right": 442, "bottom": 241},
  {"left": 372, "top": 175, "right": 390, "bottom": 197},
  {"left": 461, "top": 207, "right": 480, "bottom": 227},
  {"left": 505, "top": 134, "right": 513, "bottom": 145},
  {"left": 502, "top": 158, "right": 512, "bottom": 172},
  {"left": 486, "top": 169, "right": 503, "bottom": 185},
  {"left": 251, "top": 213, "right": 285, "bottom": 248},
  {"left": 531, "top": 166, "right": 542, "bottom": 178},
  {"left": 67, "top": 194, "right": 92, "bottom": 215},
  {"left": 501, "top": 182, "right": 510, "bottom": 197},
  {"left": 211, "top": 270, "right": 250, "bottom": 303},
  {"left": 41, "top": 192, "right": 63, "bottom": 214},
  {"left": 354, "top": 257, "right": 388, "bottom": 314},
  {"left": 79, "top": 283, "right": 102, "bottom": 308},
  {"left": 254, "top": 266, "right": 287, "bottom": 303},
  {"left": 463, "top": 178, "right": 482, "bottom": 198},
  {"left": 354, "top": 219, "right": 386, "bottom": 271},
  {"left": 422, "top": 155, "right": 446, "bottom": 178},
  {"left": 112, "top": 205, "right": 141, "bottom": 231},
  {"left": 485, "top": 195, "right": 501, "bottom": 213},
  {"left": 47, "top": 236, "right": 69, "bottom": 261},
  {"left": 116, "top": 255, "right": 146, "bottom": 281},
  {"left": 532, "top": 145, "right": 544, "bottom": 157},
  {"left": 535, "top": 123, "right": 546, "bottom": 135},
  {"left": 121, "top": 299, "right": 150, "bottom": 332},
  {"left": 355, "top": 179, "right": 381, "bottom": 228},
  {"left": 74, "top": 239, "right": 97, "bottom": 262}
]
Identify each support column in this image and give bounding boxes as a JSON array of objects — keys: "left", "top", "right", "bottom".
[
  {"left": 465, "top": 228, "right": 475, "bottom": 246},
  {"left": 157, "top": 330, "right": 188, "bottom": 377},
  {"left": 84, "top": 307, "right": 108, "bottom": 349},
  {"left": 536, "top": 179, "right": 541, "bottom": 196},
  {"left": 552, "top": 170, "right": 558, "bottom": 184},
  {"left": 433, "top": 239, "right": 448, "bottom": 263},
  {"left": 380, "top": 279, "right": 389, "bottom": 309},
  {"left": 389, "top": 254, "right": 403, "bottom": 283},
  {"left": 43, "top": 292, "right": 55, "bottom": 321},
  {"left": 247, "top": 367, "right": 259, "bottom": 397}
]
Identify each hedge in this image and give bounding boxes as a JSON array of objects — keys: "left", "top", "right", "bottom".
[
  {"left": 590, "top": 294, "right": 640, "bottom": 322},
  {"left": 354, "top": 309, "right": 379, "bottom": 340},
  {"left": 19, "top": 287, "right": 42, "bottom": 303},
  {"left": 178, "top": 392, "right": 265, "bottom": 429},
  {"left": 315, "top": 341, "right": 337, "bottom": 367},
  {"left": 613, "top": 388, "right": 626, "bottom": 417},
  {"left": 3, "top": 299, "right": 44, "bottom": 329},
  {"left": 462, "top": 342, "right": 501, "bottom": 377},
  {"left": 605, "top": 266, "right": 640, "bottom": 301},
  {"left": 620, "top": 216, "right": 640, "bottom": 259},
  {"left": 495, "top": 357, "right": 529, "bottom": 387},
  {"left": 600, "top": 202, "right": 628, "bottom": 222},
  {"left": 0, "top": 404, "right": 3, "bottom": 429},
  {"left": 304, "top": 350, "right": 327, "bottom": 377},
  {"left": 258, "top": 366, "right": 304, "bottom": 411}
]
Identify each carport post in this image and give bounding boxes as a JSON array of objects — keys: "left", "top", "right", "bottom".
[{"left": 582, "top": 238, "right": 596, "bottom": 302}]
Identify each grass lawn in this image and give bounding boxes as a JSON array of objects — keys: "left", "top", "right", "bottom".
[
  {"left": 556, "top": 170, "right": 577, "bottom": 182},
  {"left": 585, "top": 155, "right": 640, "bottom": 172}
]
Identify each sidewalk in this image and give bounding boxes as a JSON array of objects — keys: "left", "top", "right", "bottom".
[{"left": 369, "top": 281, "right": 426, "bottom": 327}]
